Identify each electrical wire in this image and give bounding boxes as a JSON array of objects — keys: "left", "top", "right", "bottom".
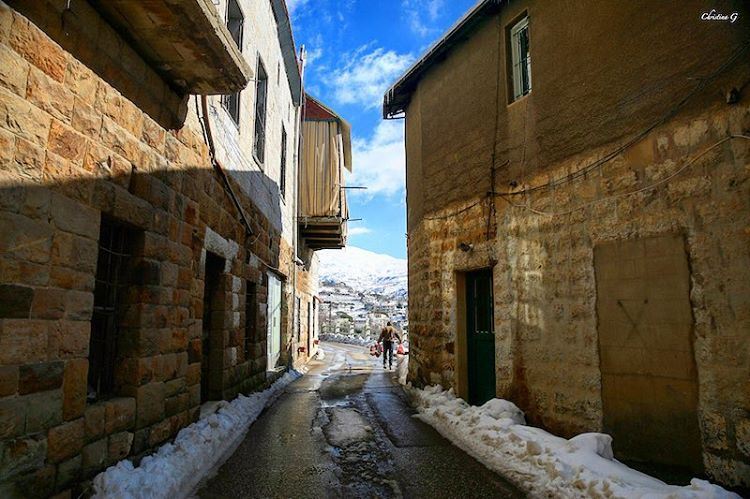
[
  {"left": 505, "top": 39, "right": 750, "bottom": 197},
  {"left": 197, "top": 95, "right": 286, "bottom": 274},
  {"left": 496, "top": 135, "right": 750, "bottom": 217},
  {"left": 418, "top": 38, "right": 749, "bottom": 223}
]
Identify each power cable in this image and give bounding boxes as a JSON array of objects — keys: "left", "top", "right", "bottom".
[{"left": 496, "top": 135, "right": 750, "bottom": 217}]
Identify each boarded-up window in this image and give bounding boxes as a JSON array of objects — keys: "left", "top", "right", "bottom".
[{"left": 595, "top": 234, "right": 702, "bottom": 473}]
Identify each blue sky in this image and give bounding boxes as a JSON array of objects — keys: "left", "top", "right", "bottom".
[{"left": 288, "top": 0, "right": 476, "bottom": 259}]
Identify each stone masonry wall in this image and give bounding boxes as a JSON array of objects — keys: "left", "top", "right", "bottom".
[
  {"left": 0, "top": 3, "right": 302, "bottom": 496},
  {"left": 403, "top": 0, "right": 750, "bottom": 488},
  {"left": 407, "top": 98, "right": 750, "bottom": 487}
]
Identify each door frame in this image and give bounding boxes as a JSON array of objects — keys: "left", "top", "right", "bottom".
[
  {"left": 266, "top": 272, "right": 282, "bottom": 370},
  {"left": 455, "top": 267, "right": 496, "bottom": 405}
]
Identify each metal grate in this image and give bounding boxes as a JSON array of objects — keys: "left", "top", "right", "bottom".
[{"left": 88, "top": 218, "right": 133, "bottom": 402}]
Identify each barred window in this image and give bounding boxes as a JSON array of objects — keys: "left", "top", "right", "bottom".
[
  {"left": 253, "top": 60, "right": 268, "bottom": 163},
  {"left": 222, "top": 0, "right": 244, "bottom": 125},
  {"left": 510, "top": 16, "right": 531, "bottom": 101},
  {"left": 88, "top": 217, "right": 135, "bottom": 402}
]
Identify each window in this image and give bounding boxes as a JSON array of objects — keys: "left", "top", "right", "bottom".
[
  {"left": 307, "top": 301, "right": 312, "bottom": 351},
  {"left": 244, "top": 281, "right": 257, "bottom": 361},
  {"left": 253, "top": 60, "right": 269, "bottom": 163},
  {"left": 222, "top": 94, "right": 241, "bottom": 125},
  {"left": 509, "top": 15, "right": 531, "bottom": 101},
  {"left": 226, "top": 0, "right": 243, "bottom": 49},
  {"left": 280, "top": 125, "right": 287, "bottom": 198},
  {"left": 88, "top": 218, "right": 135, "bottom": 402},
  {"left": 296, "top": 296, "right": 301, "bottom": 343},
  {"left": 223, "top": 0, "right": 244, "bottom": 125}
]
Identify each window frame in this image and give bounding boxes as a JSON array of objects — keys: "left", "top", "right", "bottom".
[
  {"left": 222, "top": 0, "right": 244, "bottom": 126},
  {"left": 88, "top": 217, "right": 135, "bottom": 403},
  {"left": 253, "top": 57, "right": 269, "bottom": 165},
  {"left": 280, "top": 124, "right": 287, "bottom": 199},
  {"left": 509, "top": 15, "right": 531, "bottom": 102},
  {"left": 222, "top": 93, "right": 241, "bottom": 126},
  {"left": 226, "top": 0, "right": 244, "bottom": 50}
]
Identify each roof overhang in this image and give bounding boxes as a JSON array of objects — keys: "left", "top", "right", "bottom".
[
  {"left": 382, "top": 0, "right": 503, "bottom": 118},
  {"left": 89, "top": 0, "right": 253, "bottom": 95},
  {"left": 270, "top": 0, "right": 302, "bottom": 105}
]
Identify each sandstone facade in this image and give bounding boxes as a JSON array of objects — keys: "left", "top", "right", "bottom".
[
  {"left": 386, "top": 0, "right": 750, "bottom": 489},
  {"left": 0, "top": 0, "right": 325, "bottom": 496}
]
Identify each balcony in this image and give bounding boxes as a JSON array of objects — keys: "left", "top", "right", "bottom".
[
  {"left": 90, "top": 0, "right": 252, "bottom": 94},
  {"left": 299, "top": 95, "right": 353, "bottom": 250}
]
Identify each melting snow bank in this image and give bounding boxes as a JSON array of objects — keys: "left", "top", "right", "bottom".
[
  {"left": 406, "top": 386, "right": 739, "bottom": 499},
  {"left": 91, "top": 370, "right": 304, "bottom": 499},
  {"left": 320, "top": 333, "right": 371, "bottom": 346}
]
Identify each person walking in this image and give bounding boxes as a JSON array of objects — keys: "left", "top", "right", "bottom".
[{"left": 378, "top": 322, "right": 401, "bottom": 370}]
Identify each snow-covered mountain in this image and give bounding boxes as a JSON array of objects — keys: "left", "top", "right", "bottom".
[{"left": 317, "top": 246, "right": 407, "bottom": 299}]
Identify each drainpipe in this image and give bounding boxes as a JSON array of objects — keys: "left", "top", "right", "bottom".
[{"left": 290, "top": 46, "right": 306, "bottom": 368}]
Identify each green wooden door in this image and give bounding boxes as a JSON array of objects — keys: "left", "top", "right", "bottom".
[{"left": 466, "top": 269, "right": 496, "bottom": 406}]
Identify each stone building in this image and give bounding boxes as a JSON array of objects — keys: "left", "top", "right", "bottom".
[
  {"left": 0, "top": 0, "right": 350, "bottom": 496},
  {"left": 384, "top": 0, "right": 750, "bottom": 489}
]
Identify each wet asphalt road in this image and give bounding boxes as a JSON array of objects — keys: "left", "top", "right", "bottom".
[{"left": 196, "top": 342, "right": 523, "bottom": 499}]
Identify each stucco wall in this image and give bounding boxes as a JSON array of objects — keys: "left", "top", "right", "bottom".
[{"left": 206, "top": 0, "right": 299, "bottom": 244}]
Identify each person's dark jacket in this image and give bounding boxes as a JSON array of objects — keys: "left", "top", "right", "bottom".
[{"left": 378, "top": 326, "right": 401, "bottom": 343}]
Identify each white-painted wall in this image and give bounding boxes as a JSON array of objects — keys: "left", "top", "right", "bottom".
[{"left": 192, "top": 0, "right": 299, "bottom": 245}]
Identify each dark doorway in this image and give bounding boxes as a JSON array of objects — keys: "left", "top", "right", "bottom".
[
  {"left": 244, "top": 281, "right": 257, "bottom": 363},
  {"left": 202, "top": 252, "right": 225, "bottom": 403},
  {"left": 307, "top": 300, "right": 313, "bottom": 355},
  {"left": 466, "top": 269, "right": 496, "bottom": 406}
]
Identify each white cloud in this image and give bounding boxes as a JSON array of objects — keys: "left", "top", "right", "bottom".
[
  {"left": 402, "top": 0, "right": 445, "bottom": 37},
  {"left": 306, "top": 46, "right": 323, "bottom": 66},
  {"left": 347, "top": 120, "right": 405, "bottom": 198},
  {"left": 330, "top": 46, "right": 414, "bottom": 109},
  {"left": 286, "top": 0, "right": 309, "bottom": 15},
  {"left": 348, "top": 226, "right": 372, "bottom": 236}
]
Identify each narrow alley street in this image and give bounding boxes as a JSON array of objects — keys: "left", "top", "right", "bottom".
[{"left": 196, "top": 343, "right": 522, "bottom": 498}]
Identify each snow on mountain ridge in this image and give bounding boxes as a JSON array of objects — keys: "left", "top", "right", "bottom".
[{"left": 317, "top": 246, "right": 407, "bottom": 298}]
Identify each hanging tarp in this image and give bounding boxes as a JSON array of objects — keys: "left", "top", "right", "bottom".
[{"left": 300, "top": 120, "right": 343, "bottom": 218}]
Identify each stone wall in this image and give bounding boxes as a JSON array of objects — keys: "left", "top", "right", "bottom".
[
  {"left": 0, "top": 2, "right": 309, "bottom": 496},
  {"left": 403, "top": 0, "right": 750, "bottom": 489}
]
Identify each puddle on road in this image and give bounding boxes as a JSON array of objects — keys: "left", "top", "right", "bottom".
[{"left": 319, "top": 373, "right": 369, "bottom": 401}]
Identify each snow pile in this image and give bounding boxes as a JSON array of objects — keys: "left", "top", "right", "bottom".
[
  {"left": 407, "top": 386, "right": 740, "bottom": 499},
  {"left": 92, "top": 370, "right": 303, "bottom": 499},
  {"left": 320, "top": 333, "right": 371, "bottom": 346},
  {"left": 318, "top": 246, "right": 407, "bottom": 299},
  {"left": 316, "top": 348, "right": 326, "bottom": 360}
]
